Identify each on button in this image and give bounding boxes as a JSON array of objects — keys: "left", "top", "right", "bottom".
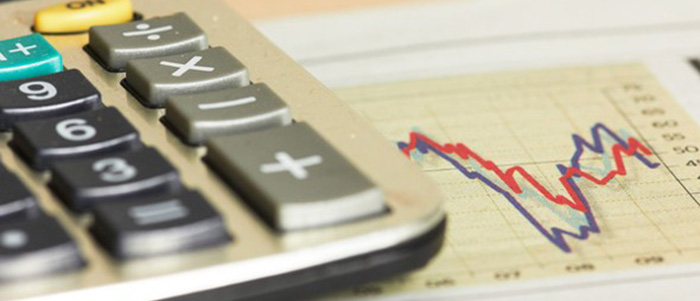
[{"left": 34, "top": 0, "right": 134, "bottom": 34}]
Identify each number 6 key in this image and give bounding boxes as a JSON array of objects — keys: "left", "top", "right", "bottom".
[
  {"left": 0, "top": 69, "right": 102, "bottom": 130},
  {"left": 11, "top": 107, "right": 141, "bottom": 170}
]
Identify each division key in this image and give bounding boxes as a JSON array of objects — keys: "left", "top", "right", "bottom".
[{"left": 88, "top": 12, "right": 207, "bottom": 71}]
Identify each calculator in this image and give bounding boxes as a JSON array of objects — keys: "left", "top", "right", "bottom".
[{"left": 0, "top": 0, "right": 445, "bottom": 300}]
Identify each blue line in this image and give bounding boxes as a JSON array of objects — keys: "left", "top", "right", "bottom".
[{"left": 398, "top": 122, "right": 660, "bottom": 252}]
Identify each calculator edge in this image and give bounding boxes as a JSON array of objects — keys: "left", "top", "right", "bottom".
[{"left": 0, "top": 0, "right": 447, "bottom": 299}]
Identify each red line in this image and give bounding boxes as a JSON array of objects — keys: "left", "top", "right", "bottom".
[{"left": 401, "top": 133, "right": 655, "bottom": 213}]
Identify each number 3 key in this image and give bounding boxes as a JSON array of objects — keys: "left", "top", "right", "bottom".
[{"left": 50, "top": 148, "right": 181, "bottom": 212}]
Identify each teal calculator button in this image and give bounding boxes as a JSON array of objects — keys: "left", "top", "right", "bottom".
[{"left": 0, "top": 34, "right": 63, "bottom": 82}]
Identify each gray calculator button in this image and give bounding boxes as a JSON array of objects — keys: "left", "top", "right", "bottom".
[
  {"left": 205, "top": 123, "right": 385, "bottom": 231},
  {"left": 164, "top": 83, "right": 292, "bottom": 145},
  {"left": 125, "top": 47, "right": 249, "bottom": 108},
  {"left": 88, "top": 12, "right": 208, "bottom": 71}
]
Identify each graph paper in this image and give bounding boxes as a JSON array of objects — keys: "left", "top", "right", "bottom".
[{"left": 327, "top": 64, "right": 700, "bottom": 298}]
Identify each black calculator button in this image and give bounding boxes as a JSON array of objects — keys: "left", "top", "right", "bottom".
[
  {"left": 50, "top": 148, "right": 181, "bottom": 212},
  {"left": 0, "top": 217, "right": 83, "bottom": 280},
  {"left": 0, "top": 69, "right": 101, "bottom": 131},
  {"left": 90, "top": 190, "right": 229, "bottom": 259},
  {"left": 0, "top": 171, "right": 40, "bottom": 222},
  {"left": 11, "top": 107, "right": 141, "bottom": 170}
]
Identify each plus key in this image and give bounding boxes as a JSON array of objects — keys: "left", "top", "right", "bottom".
[
  {"left": 0, "top": 43, "right": 37, "bottom": 61},
  {"left": 205, "top": 123, "right": 386, "bottom": 231},
  {"left": 8, "top": 43, "right": 37, "bottom": 56},
  {"left": 260, "top": 152, "right": 323, "bottom": 180},
  {"left": 0, "top": 34, "right": 63, "bottom": 82}
]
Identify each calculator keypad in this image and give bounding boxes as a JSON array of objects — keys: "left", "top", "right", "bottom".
[
  {"left": 88, "top": 12, "right": 207, "bottom": 71},
  {"left": 90, "top": 190, "right": 229, "bottom": 259},
  {"left": 50, "top": 148, "right": 181, "bottom": 212},
  {"left": 0, "top": 69, "right": 102, "bottom": 131},
  {"left": 0, "top": 217, "right": 83, "bottom": 280},
  {"left": 124, "top": 47, "right": 249, "bottom": 108},
  {"left": 205, "top": 123, "right": 385, "bottom": 231},
  {"left": 0, "top": 6, "right": 387, "bottom": 284},
  {"left": 11, "top": 107, "right": 141, "bottom": 170},
  {"left": 164, "top": 83, "right": 292, "bottom": 145}
]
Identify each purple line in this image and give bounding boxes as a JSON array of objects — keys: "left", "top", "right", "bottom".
[{"left": 398, "top": 123, "right": 660, "bottom": 253}]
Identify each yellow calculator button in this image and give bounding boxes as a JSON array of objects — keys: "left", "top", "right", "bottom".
[{"left": 34, "top": 0, "right": 133, "bottom": 34}]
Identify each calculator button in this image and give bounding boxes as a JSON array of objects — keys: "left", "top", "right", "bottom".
[
  {"left": 0, "top": 171, "right": 40, "bottom": 222},
  {"left": 0, "top": 69, "right": 102, "bottom": 131},
  {"left": 124, "top": 47, "right": 249, "bottom": 108},
  {"left": 164, "top": 83, "right": 292, "bottom": 145},
  {"left": 0, "top": 217, "right": 83, "bottom": 280},
  {"left": 90, "top": 190, "right": 229, "bottom": 259},
  {"left": 11, "top": 107, "right": 141, "bottom": 171},
  {"left": 34, "top": 0, "right": 134, "bottom": 34},
  {"left": 88, "top": 12, "right": 207, "bottom": 71},
  {"left": 51, "top": 148, "right": 181, "bottom": 212},
  {"left": 0, "top": 34, "right": 62, "bottom": 82},
  {"left": 205, "top": 123, "right": 385, "bottom": 231}
]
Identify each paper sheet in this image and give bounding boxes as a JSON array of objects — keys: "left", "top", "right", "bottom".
[
  {"left": 223, "top": 0, "right": 424, "bottom": 19},
  {"left": 254, "top": 1, "right": 700, "bottom": 299}
]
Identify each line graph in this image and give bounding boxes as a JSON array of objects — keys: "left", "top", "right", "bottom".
[
  {"left": 327, "top": 64, "right": 700, "bottom": 298},
  {"left": 398, "top": 123, "right": 660, "bottom": 252}
]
